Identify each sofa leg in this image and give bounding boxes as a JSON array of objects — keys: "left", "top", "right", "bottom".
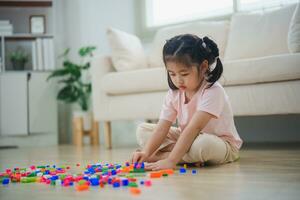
[{"left": 104, "top": 121, "right": 112, "bottom": 149}]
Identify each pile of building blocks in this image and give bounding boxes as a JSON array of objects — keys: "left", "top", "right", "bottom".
[{"left": 0, "top": 162, "right": 198, "bottom": 195}]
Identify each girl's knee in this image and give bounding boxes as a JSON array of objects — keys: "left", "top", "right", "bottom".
[
  {"left": 136, "top": 123, "right": 156, "bottom": 147},
  {"left": 136, "top": 123, "right": 154, "bottom": 137},
  {"left": 186, "top": 134, "right": 226, "bottom": 163},
  {"left": 192, "top": 134, "right": 216, "bottom": 150}
]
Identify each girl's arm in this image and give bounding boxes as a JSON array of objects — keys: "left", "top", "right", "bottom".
[
  {"left": 142, "top": 119, "right": 173, "bottom": 157},
  {"left": 167, "top": 111, "right": 214, "bottom": 164}
]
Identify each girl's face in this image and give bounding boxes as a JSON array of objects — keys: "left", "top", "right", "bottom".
[{"left": 166, "top": 60, "right": 208, "bottom": 93}]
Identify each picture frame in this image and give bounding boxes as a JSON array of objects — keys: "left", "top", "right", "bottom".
[{"left": 29, "top": 15, "right": 46, "bottom": 34}]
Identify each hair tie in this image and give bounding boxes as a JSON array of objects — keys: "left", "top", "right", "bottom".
[{"left": 202, "top": 41, "right": 206, "bottom": 48}]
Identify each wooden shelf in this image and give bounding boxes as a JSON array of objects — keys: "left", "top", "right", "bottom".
[
  {"left": 1, "top": 33, "right": 54, "bottom": 40},
  {"left": 0, "top": 1, "right": 52, "bottom": 7},
  {"left": 1, "top": 70, "right": 55, "bottom": 73}
]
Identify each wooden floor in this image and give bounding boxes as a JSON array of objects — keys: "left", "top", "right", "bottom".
[{"left": 0, "top": 145, "right": 300, "bottom": 200}]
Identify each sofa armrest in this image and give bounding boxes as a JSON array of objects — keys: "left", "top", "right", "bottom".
[{"left": 91, "top": 55, "right": 115, "bottom": 121}]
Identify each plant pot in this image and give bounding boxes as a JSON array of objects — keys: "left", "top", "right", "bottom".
[
  {"left": 73, "top": 111, "right": 92, "bottom": 131},
  {"left": 11, "top": 60, "right": 26, "bottom": 70}
]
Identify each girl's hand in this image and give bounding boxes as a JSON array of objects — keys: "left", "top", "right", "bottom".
[
  {"left": 145, "top": 158, "right": 176, "bottom": 171},
  {"left": 131, "top": 151, "right": 149, "bottom": 163}
]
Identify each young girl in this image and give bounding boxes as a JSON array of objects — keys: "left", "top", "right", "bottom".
[{"left": 131, "top": 34, "right": 242, "bottom": 170}]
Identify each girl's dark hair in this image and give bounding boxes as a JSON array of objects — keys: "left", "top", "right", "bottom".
[{"left": 162, "top": 34, "right": 223, "bottom": 89}]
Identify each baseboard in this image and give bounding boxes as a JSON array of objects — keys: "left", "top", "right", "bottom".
[
  {"left": 242, "top": 142, "right": 300, "bottom": 149},
  {"left": 0, "top": 133, "right": 58, "bottom": 148}
]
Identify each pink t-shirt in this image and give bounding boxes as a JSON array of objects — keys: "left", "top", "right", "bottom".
[{"left": 159, "top": 81, "right": 243, "bottom": 149}]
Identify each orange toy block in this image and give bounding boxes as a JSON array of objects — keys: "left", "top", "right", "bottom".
[
  {"left": 161, "top": 169, "right": 174, "bottom": 175},
  {"left": 150, "top": 171, "right": 162, "bottom": 178},
  {"left": 76, "top": 184, "right": 89, "bottom": 191},
  {"left": 121, "top": 166, "right": 133, "bottom": 173},
  {"left": 129, "top": 187, "right": 141, "bottom": 195}
]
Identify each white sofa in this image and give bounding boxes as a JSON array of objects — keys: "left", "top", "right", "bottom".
[{"left": 91, "top": 4, "right": 300, "bottom": 148}]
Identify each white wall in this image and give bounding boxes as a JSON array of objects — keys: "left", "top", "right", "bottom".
[
  {"left": 58, "top": 0, "right": 136, "bottom": 57},
  {"left": 55, "top": 0, "right": 139, "bottom": 147}
]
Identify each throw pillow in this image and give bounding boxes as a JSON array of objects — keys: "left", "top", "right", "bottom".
[
  {"left": 106, "top": 27, "right": 148, "bottom": 71},
  {"left": 288, "top": 3, "right": 300, "bottom": 53},
  {"left": 224, "top": 4, "right": 296, "bottom": 61}
]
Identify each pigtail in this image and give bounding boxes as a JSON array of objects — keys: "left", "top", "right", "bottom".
[
  {"left": 206, "top": 57, "right": 223, "bottom": 88},
  {"left": 202, "top": 36, "right": 223, "bottom": 88}
]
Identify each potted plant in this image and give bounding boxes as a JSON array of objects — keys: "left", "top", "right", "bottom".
[
  {"left": 9, "top": 48, "right": 29, "bottom": 70},
  {"left": 47, "top": 46, "right": 96, "bottom": 131}
]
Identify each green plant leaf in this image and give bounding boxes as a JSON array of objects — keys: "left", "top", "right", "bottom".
[
  {"left": 82, "top": 62, "right": 90, "bottom": 69},
  {"left": 9, "top": 48, "right": 29, "bottom": 63},
  {"left": 86, "top": 84, "right": 92, "bottom": 93},
  {"left": 63, "top": 60, "right": 78, "bottom": 69},
  {"left": 58, "top": 77, "right": 76, "bottom": 84},
  {"left": 47, "top": 68, "right": 70, "bottom": 81},
  {"left": 78, "top": 96, "right": 88, "bottom": 111},
  {"left": 49, "top": 46, "right": 95, "bottom": 111},
  {"left": 63, "top": 61, "right": 81, "bottom": 80},
  {"left": 57, "top": 85, "right": 80, "bottom": 103},
  {"left": 78, "top": 46, "right": 96, "bottom": 57}
]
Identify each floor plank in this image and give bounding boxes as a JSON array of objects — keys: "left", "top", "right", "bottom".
[{"left": 0, "top": 145, "right": 300, "bottom": 200}]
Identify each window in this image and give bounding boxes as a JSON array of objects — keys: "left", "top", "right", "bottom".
[
  {"left": 145, "top": 0, "right": 233, "bottom": 28},
  {"left": 144, "top": 0, "right": 298, "bottom": 28},
  {"left": 237, "top": 0, "right": 299, "bottom": 12}
]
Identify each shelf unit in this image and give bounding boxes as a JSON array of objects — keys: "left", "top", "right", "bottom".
[
  {"left": 0, "top": 0, "right": 57, "bottom": 144},
  {"left": 0, "top": 0, "right": 55, "bottom": 72}
]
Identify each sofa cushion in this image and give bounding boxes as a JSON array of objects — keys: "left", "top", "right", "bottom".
[
  {"left": 106, "top": 27, "right": 148, "bottom": 71},
  {"left": 224, "top": 4, "right": 296, "bottom": 61},
  {"left": 222, "top": 53, "right": 300, "bottom": 86},
  {"left": 148, "top": 21, "right": 230, "bottom": 68},
  {"left": 101, "top": 53, "right": 300, "bottom": 95},
  {"left": 288, "top": 3, "right": 300, "bottom": 53}
]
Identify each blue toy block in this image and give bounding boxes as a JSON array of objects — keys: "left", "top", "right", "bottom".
[
  {"left": 2, "top": 178, "right": 10, "bottom": 185},
  {"left": 111, "top": 169, "right": 117, "bottom": 175},
  {"left": 122, "top": 179, "right": 129, "bottom": 186},
  {"left": 113, "top": 182, "right": 120, "bottom": 188},
  {"left": 179, "top": 167, "right": 186, "bottom": 174},
  {"left": 90, "top": 178, "right": 99, "bottom": 186}
]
